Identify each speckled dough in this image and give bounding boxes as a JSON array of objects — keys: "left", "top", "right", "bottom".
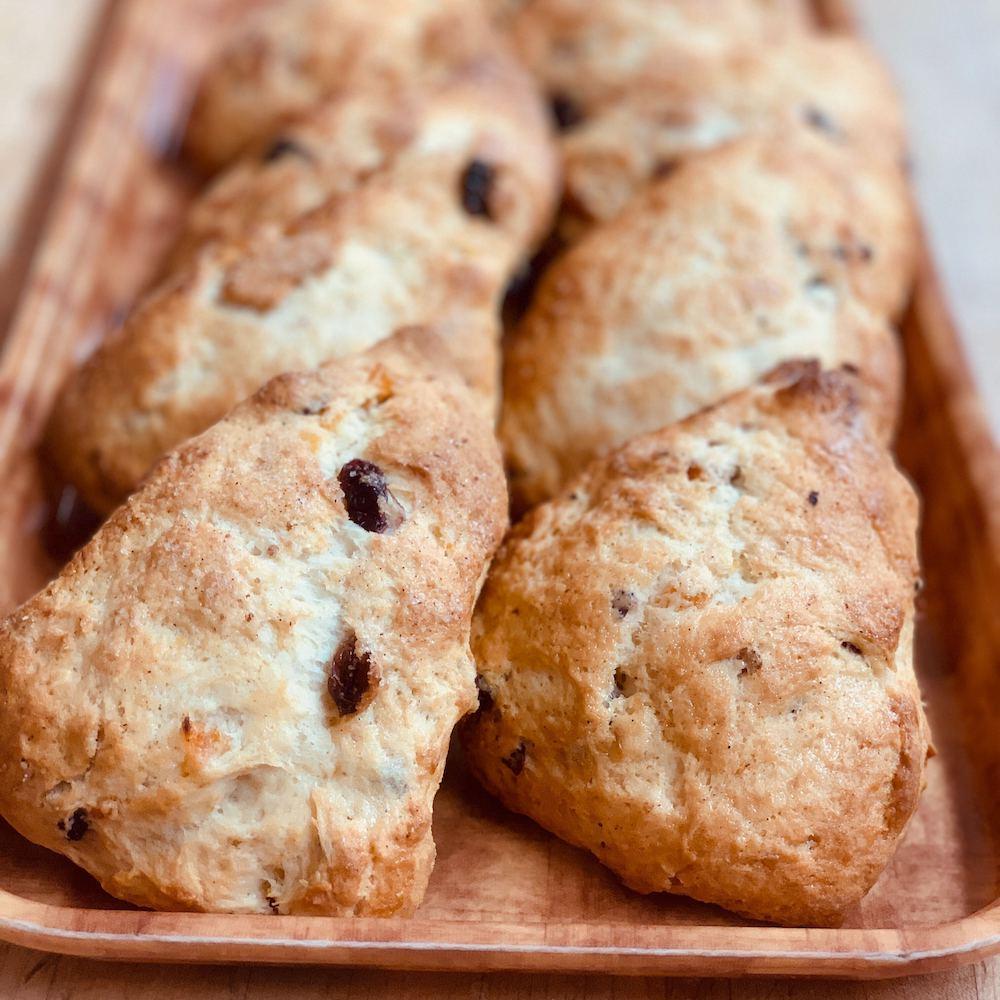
[
  {"left": 0, "top": 330, "right": 508, "bottom": 916},
  {"left": 185, "top": 0, "right": 519, "bottom": 172},
  {"left": 465, "top": 363, "right": 929, "bottom": 926},
  {"left": 502, "top": 131, "right": 915, "bottom": 510},
  {"left": 47, "top": 54, "right": 558, "bottom": 513},
  {"left": 509, "top": 0, "right": 906, "bottom": 233}
]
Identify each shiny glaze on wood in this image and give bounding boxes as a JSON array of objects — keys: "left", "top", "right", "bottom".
[{"left": 0, "top": 0, "right": 997, "bottom": 979}]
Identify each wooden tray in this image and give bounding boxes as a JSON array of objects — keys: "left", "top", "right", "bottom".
[{"left": 0, "top": 0, "right": 998, "bottom": 979}]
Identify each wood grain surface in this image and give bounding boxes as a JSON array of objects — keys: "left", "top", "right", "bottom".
[{"left": 0, "top": 0, "right": 996, "bottom": 996}]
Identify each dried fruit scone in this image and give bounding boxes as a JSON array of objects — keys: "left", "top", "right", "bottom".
[
  {"left": 502, "top": 131, "right": 916, "bottom": 510},
  {"left": 169, "top": 43, "right": 553, "bottom": 272},
  {"left": 0, "top": 329, "right": 507, "bottom": 915},
  {"left": 511, "top": 0, "right": 809, "bottom": 104},
  {"left": 185, "top": 0, "right": 513, "bottom": 172},
  {"left": 509, "top": 0, "right": 905, "bottom": 233},
  {"left": 48, "top": 59, "right": 558, "bottom": 514},
  {"left": 464, "top": 362, "right": 929, "bottom": 926}
]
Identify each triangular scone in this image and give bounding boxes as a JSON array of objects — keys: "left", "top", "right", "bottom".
[
  {"left": 170, "top": 18, "right": 556, "bottom": 272},
  {"left": 185, "top": 0, "right": 516, "bottom": 172},
  {"left": 509, "top": 0, "right": 905, "bottom": 236},
  {"left": 47, "top": 29, "right": 558, "bottom": 514},
  {"left": 502, "top": 131, "right": 913, "bottom": 511},
  {"left": 0, "top": 329, "right": 507, "bottom": 915},
  {"left": 465, "top": 362, "right": 929, "bottom": 926}
]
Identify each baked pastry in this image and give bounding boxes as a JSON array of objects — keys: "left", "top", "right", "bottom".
[
  {"left": 509, "top": 1, "right": 905, "bottom": 233},
  {"left": 465, "top": 362, "right": 929, "bottom": 926},
  {"left": 0, "top": 329, "right": 507, "bottom": 915},
  {"left": 502, "top": 131, "right": 915, "bottom": 510},
  {"left": 511, "top": 0, "right": 809, "bottom": 101},
  {"left": 48, "top": 62, "right": 558, "bottom": 513},
  {"left": 185, "top": 0, "right": 513, "bottom": 172},
  {"left": 171, "top": 7, "right": 553, "bottom": 270}
]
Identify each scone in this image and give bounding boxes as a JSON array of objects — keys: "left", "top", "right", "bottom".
[
  {"left": 502, "top": 131, "right": 915, "bottom": 510},
  {"left": 510, "top": 1, "right": 905, "bottom": 233},
  {"left": 170, "top": 10, "right": 554, "bottom": 270},
  {"left": 464, "top": 362, "right": 929, "bottom": 926},
  {"left": 47, "top": 63, "right": 558, "bottom": 514},
  {"left": 511, "top": 0, "right": 809, "bottom": 105},
  {"left": 0, "top": 329, "right": 507, "bottom": 915},
  {"left": 185, "top": 0, "right": 514, "bottom": 172}
]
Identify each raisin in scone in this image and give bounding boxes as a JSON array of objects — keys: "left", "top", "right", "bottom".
[
  {"left": 170, "top": 11, "right": 553, "bottom": 270},
  {"left": 0, "top": 329, "right": 507, "bottom": 915},
  {"left": 47, "top": 65, "right": 558, "bottom": 514},
  {"left": 465, "top": 362, "right": 929, "bottom": 926},
  {"left": 510, "top": 1, "right": 904, "bottom": 234},
  {"left": 502, "top": 131, "right": 915, "bottom": 510},
  {"left": 185, "top": 0, "right": 511, "bottom": 172}
]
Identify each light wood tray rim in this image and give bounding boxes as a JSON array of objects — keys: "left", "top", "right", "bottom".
[{"left": 0, "top": 887, "right": 998, "bottom": 976}]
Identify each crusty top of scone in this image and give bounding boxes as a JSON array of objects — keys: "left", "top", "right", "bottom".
[
  {"left": 47, "top": 54, "right": 558, "bottom": 513},
  {"left": 502, "top": 130, "right": 915, "bottom": 510},
  {"left": 466, "top": 362, "right": 928, "bottom": 926},
  {"left": 185, "top": 0, "right": 524, "bottom": 172},
  {"left": 510, "top": 0, "right": 905, "bottom": 235},
  {"left": 0, "top": 328, "right": 507, "bottom": 915}
]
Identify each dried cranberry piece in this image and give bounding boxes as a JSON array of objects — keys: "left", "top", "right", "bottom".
[
  {"left": 736, "top": 647, "right": 763, "bottom": 677},
  {"left": 338, "top": 459, "right": 403, "bottom": 533},
  {"left": 550, "top": 92, "right": 584, "bottom": 131},
  {"left": 460, "top": 159, "right": 495, "bottom": 219},
  {"left": 611, "top": 589, "right": 636, "bottom": 618},
  {"left": 501, "top": 740, "right": 527, "bottom": 775},
  {"left": 613, "top": 666, "right": 631, "bottom": 696},
  {"left": 841, "top": 641, "right": 863, "bottom": 656},
  {"left": 262, "top": 137, "right": 312, "bottom": 163},
  {"left": 58, "top": 807, "right": 89, "bottom": 841},
  {"left": 802, "top": 105, "right": 839, "bottom": 136},
  {"left": 652, "top": 159, "right": 678, "bottom": 180},
  {"left": 327, "top": 632, "right": 375, "bottom": 716}
]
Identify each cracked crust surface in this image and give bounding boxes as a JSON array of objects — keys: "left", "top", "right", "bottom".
[
  {"left": 0, "top": 330, "right": 508, "bottom": 915},
  {"left": 465, "top": 362, "right": 928, "bottom": 926},
  {"left": 185, "top": 0, "right": 517, "bottom": 172},
  {"left": 502, "top": 131, "right": 915, "bottom": 510},
  {"left": 172, "top": 8, "right": 554, "bottom": 269},
  {"left": 47, "top": 49, "right": 558, "bottom": 513},
  {"left": 509, "top": 1, "right": 905, "bottom": 235}
]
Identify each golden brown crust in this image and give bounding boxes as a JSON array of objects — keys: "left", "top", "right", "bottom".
[
  {"left": 0, "top": 329, "right": 508, "bottom": 915},
  {"left": 502, "top": 131, "right": 915, "bottom": 511},
  {"left": 173, "top": 26, "right": 555, "bottom": 270},
  {"left": 185, "top": 0, "right": 518, "bottom": 172},
  {"left": 464, "top": 363, "right": 929, "bottom": 926},
  {"left": 47, "top": 48, "right": 558, "bottom": 513},
  {"left": 509, "top": 1, "right": 906, "bottom": 236}
]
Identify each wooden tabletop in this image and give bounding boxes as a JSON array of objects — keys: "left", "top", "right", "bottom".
[{"left": 0, "top": 0, "right": 997, "bottom": 996}]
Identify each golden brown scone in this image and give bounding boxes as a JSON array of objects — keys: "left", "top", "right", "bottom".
[
  {"left": 510, "top": 1, "right": 904, "bottom": 234},
  {"left": 464, "top": 362, "right": 929, "bottom": 926},
  {"left": 502, "top": 131, "right": 915, "bottom": 511},
  {"left": 185, "top": 0, "right": 512, "bottom": 172},
  {"left": 172, "top": 10, "right": 554, "bottom": 269},
  {"left": 0, "top": 329, "right": 507, "bottom": 916},
  {"left": 48, "top": 64, "right": 558, "bottom": 514},
  {"left": 512, "top": 0, "right": 809, "bottom": 102}
]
